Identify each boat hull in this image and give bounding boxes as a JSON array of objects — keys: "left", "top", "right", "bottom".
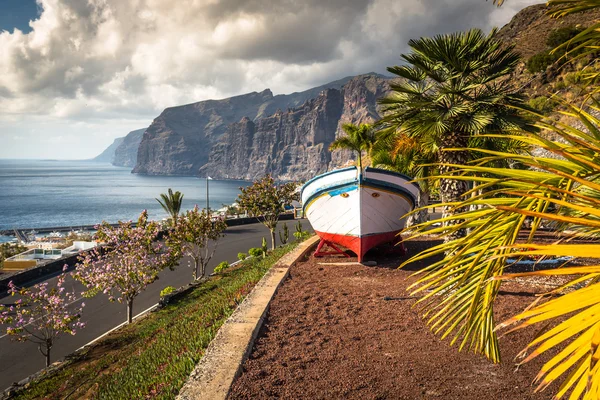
[{"left": 301, "top": 167, "right": 419, "bottom": 262}]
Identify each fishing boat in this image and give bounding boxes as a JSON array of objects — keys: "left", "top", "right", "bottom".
[{"left": 301, "top": 166, "right": 419, "bottom": 262}]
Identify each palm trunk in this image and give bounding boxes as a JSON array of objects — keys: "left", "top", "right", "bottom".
[{"left": 439, "top": 135, "right": 469, "bottom": 242}]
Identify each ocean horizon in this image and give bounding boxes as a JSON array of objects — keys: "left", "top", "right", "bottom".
[{"left": 0, "top": 159, "right": 250, "bottom": 232}]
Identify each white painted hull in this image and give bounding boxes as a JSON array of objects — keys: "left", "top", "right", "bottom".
[{"left": 301, "top": 167, "right": 419, "bottom": 261}]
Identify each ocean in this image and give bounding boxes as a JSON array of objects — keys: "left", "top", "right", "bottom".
[{"left": 0, "top": 159, "right": 250, "bottom": 236}]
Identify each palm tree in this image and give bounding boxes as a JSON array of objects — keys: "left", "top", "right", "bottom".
[
  {"left": 156, "top": 188, "right": 184, "bottom": 225},
  {"left": 378, "top": 28, "right": 536, "bottom": 240},
  {"left": 403, "top": 100, "right": 600, "bottom": 399},
  {"left": 371, "top": 131, "right": 438, "bottom": 225},
  {"left": 329, "top": 123, "right": 377, "bottom": 171}
]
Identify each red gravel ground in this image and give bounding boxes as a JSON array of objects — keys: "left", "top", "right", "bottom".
[{"left": 228, "top": 238, "right": 565, "bottom": 400}]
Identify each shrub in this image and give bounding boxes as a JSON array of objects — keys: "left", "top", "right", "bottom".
[
  {"left": 526, "top": 51, "right": 554, "bottom": 73},
  {"left": 160, "top": 286, "right": 176, "bottom": 297},
  {"left": 564, "top": 71, "right": 582, "bottom": 85},
  {"left": 248, "top": 247, "right": 263, "bottom": 258},
  {"left": 213, "top": 261, "right": 230, "bottom": 274},
  {"left": 547, "top": 26, "right": 584, "bottom": 48},
  {"left": 528, "top": 96, "right": 559, "bottom": 114},
  {"left": 293, "top": 220, "right": 311, "bottom": 241},
  {"left": 554, "top": 80, "right": 567, "bottom": 91},
  {"left": 278, "top": 223, "right": 289, "bottom": 245},
  {"left": 237, "top": 252, "right": 247, "bottom": 261}
]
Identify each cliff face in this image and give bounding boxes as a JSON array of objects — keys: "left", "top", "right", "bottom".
[
  {"left": 93, "top": 137, "right": 124, "bottom": 163},
  {"left": 113, "top": 128, "right": 145, "bottom": 167},
  {"left": 132, "top": 75, "right": 364, "bottom": 176},
  {"left": 199, "top": 74, "right": 389, "bottom": 181},
  {"left": 133, "top": 90, "right": 275, "bottom": 175}
]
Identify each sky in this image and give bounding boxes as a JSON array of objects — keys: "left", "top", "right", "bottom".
[{"left": 0, "top": 0, "right": 544, "bottom": 160}]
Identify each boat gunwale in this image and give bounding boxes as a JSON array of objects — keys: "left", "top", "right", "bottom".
[
  {"left": 302, "top": 178, "right": 417, "bottom": 214},
  {"left": 300, "top": 167, "right": 357, "bottom": 197},
  {"left": 301, "top": 166, "right": 420, "bottom": 200},
  {"left": 364, "top": 166, "right": 421, "bottom": 191}
]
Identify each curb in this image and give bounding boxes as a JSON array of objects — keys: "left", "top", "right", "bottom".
[{"left": 177, "top": 235, "right": 319, "bottom": 400}]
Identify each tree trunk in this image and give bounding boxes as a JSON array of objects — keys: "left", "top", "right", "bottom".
[
  {"left": 270, "top": 229, "right": 276, "bottom": 250},
  {"left": 439, "top": 134, "right": 469, "bottom": 243},
  {"left": 193, "top": 259, "right": 199, "bottom": 281},
  {"left": 127, "top": 299, "right": 133, "bottom": 324},
  {"left": 407, "top": 188, "right": 430, "bottom": 227},
  {"left": 39, "top": 339, "right": 52, "bottom": 367}
]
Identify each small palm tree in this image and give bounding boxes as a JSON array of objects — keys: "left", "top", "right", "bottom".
[
  {"left": 329, "top": 123, "right": 377, "bottom": 171},
  {"left": 156, "top": 188, "right": 184, "bottom": 224},
  {"left": 378, "top": 28, "right": 536, "bottom": 240}
]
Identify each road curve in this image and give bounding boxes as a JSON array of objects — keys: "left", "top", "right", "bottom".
[{"left": 0, "top": 219, "right": 312, "bottom": 391}]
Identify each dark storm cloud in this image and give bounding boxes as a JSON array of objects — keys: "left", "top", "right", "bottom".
[{"left": 0, "top": 0, "right": 542, "bottom": 121}]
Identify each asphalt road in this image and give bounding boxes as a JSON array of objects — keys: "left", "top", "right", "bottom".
[{"left": 0, "top": 219, "right": 312, "bottom": 391}]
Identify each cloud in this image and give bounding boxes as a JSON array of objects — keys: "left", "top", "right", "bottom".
[{"left": 0, "top": 0, "right": 543, "bottom": 159}]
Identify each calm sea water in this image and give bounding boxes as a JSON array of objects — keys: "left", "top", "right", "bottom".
[{"left": 0, "top": 159, "right": 250, "bottom": 233}]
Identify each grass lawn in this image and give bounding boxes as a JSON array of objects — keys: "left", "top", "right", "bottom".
[{"left": 12, "top": 243, "right": 299, "bottom": 400}]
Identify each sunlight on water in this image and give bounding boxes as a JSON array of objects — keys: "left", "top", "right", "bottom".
[{"left": 0, "top": 160, "right": 250, "bottom": 230}]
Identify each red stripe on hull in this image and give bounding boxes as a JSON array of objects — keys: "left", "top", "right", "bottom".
[{"left": 315, "top": 230, "right": 401, "bottom": 262}]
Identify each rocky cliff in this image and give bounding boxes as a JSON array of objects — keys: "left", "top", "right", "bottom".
[
  {"left": 132, "top": 76, "right": 360, "bottom": 176},
  {"left": 113, "top": 128, "right": 145, "bottom": 167},
  {"left": 496, "top": 3, "right": 600, "bottom": 59},
  {"left": 93, "top": 137, "right": 124, "bottom": 163},
  {"left": 200, "top": 75, "right": 388, "bottom": 181},
  {"left": 132, "top": 74, "right": 387, "bottom": 178}
]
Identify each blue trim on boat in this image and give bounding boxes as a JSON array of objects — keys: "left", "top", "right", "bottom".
[
  {"left": 302, "top": 181, "right": 358, "bottom": 213},
  {"left": 302, "top": 178, "right": 417, "bottom": 214},
  {"left": 329, "top": 186, "right": 358, "bottom": 197},
  {"left": 301, "top": 167, "right": 357, "bottom": 196},
  {"left": 365, "top": 167, "right": 421, "bottom": 191},
  {"left": 361, "top": 180, "right": 417, "bottom": 207}
]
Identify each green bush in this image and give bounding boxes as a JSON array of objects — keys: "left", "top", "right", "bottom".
[
  {"left": 526, "top": 27, "right": 585, "bottom": 74},
  {"left": 547, "top": 26, "right": 584, "bottom": 48},
  {"left": 564, "top": 71, "right": 582, "bottom": 85},
  {"left": 528, "top": 96, "right": 559, "bottom": 114},
  {"left": 0, "top": 243, "right": 27, "bottom": 268},
  {"left": 248, "top": 247, "right": 263, "bottom": 258},
  {"left": 278, "top": 223, "right": 289, "bottom": 245},
  {"left": 160, "top": 286, "right": 176, "bottom": 297},
  {"left": 237, "top": 252, "right": 247, "bottom": 261},
  {"left": 526, "top": 51, "right": 555, "bottom": 73},
  {"left": 213, "top": 261, "right": 230, "bottom": 274},
  {"left": 554, "top": 80, "right": 567, "bottom": 91}
]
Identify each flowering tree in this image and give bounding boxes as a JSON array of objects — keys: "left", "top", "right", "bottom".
[
  {"left": 169, "top": 206, "right": 227, "bottom": 280},
  {"left": 237, "top": 175, "right": 297, "bottom": 250},
  {"left": 74, "top": 210, "right": 176, "bottom": 324},
  {"left": 0, "top": 270, "right": 85, "bottom": 367}
]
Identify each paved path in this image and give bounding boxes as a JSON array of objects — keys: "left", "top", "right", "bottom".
[{"left": 0, "top": 219, "right": 312, "bottom": 391}]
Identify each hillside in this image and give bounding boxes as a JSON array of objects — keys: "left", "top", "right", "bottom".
[{"left": 496, "top": 4, "right": 599, "bottom": 60}]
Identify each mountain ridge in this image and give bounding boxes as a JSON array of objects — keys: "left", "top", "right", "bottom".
[{"left": 132, "top": 72, "right": 389, "bottom": 179}]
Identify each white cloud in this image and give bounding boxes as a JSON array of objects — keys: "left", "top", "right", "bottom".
[{"left": 0, "top": 0, "right": 544, "bottom": 159}]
